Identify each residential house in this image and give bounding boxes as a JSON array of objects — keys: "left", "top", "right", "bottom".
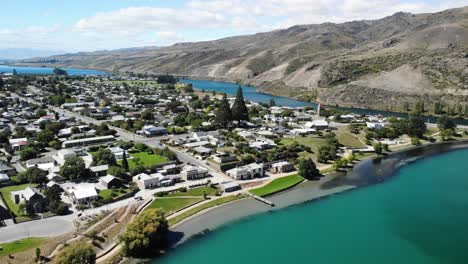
[
  {"left": 143, "top": 125, "right": 168, "bottom": 137},
  {"left": 0, "top": 173, "right": 9, "bottom": 183},
  {"left": 181, "top": 165, "right": 208, "bottom": 180},
  {"left": 305, "top": 120, "right": 329, "bottom": 130},
  {"left": 26, "top": 156, "right": 56, "bottom": 170},
  {"left": 9, "top": 138, "right": 28, "bottom": 151},
  {"left": 99, "top": 175, "right": 121, "bottom": 189},
  {"left": 220, "top": 181, "right": 241, "bottom": 192},
  {"left": 249, "top": 138, "right": 276, "bottom": 150},
  {"left": 69, "top": 186, "right": 99, "bottom": 204},
  {"left": 212, "top": 153, "right": 238, "bottom": 164},
  {"left": 90, "top": 165, "right": 109, "bottom": 177},
  {"left": 11, "top": 187, "right": 47, "bottom": 213},
  {"left": 0, "top": 163, "right": 16, "bottom": 176},
  {"left": 109, "top": 147, "right": 129, "bottom": 160},
  {"left": 271, "top": 161, "right": 295, "bottom": 174},
  {"left": 226, "top": 163, "right": 264, "bottom": 180}
]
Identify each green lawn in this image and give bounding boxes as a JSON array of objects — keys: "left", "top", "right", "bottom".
[
  {"left": 99, "top": 188, "right": 131, "bottom": 200},
  {"left": 0, "top": 184, "right": 37, "bottom": 217},
  {"left": 118, "top": 151, "right": 169, "bottom": 169},
  {"left": 167, "top": 186, "right": 218, "bottom": 197},
  {"left": 146, "top": 197, "right": 204, "bottom": 215},
  {"left": 281, "top": 136, "right": 327, "bottom": 163},
  {"left": 168, "top": 195, "right": 244, "bottom": 226},
  {"left": 0, "top": 237, "right": 45, "bottom": 258},
  {"left": 334, "top": 127, "right": 365, "bottom": 147},
  {"left": 250, "top": 174, "right": 304, "bottom": 197}
]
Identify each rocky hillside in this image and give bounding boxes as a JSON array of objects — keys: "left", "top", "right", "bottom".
[{"left": 17, "top": 6, "right": 468, "bottom": 110}]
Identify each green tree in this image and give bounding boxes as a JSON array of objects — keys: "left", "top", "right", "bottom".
[
  {"left": 12, "top": 69, "right": 17, "bottom": 76},
  {"left": 333, "top": 158, "right": 348, "bottom": 171},
  {"left": 36, "top": 128, "right": 55, "bottom": 146},
  {"left": 35, "top": 247, "right": 41, "bottom": 262},
  {"left": 122, "top": 149, "right": 129, "bottom": 171},
  {"left": 231, "top": 86, "right": 249, "bottom": 126},
  {"left": 440, "top": 129, "right": 454, "bottom": 141},
  {"left": 407, "top": 116, "right": 426, "bottom": 138},
  {"left": 141, "top": 110, "right": 154, "bottom": 121},
  {"left": 119, "top": 208, "right": 168, "bottom": 257},
  {"left": 214, "top": 93, "right": 232, "bottom": 128},
  {"left": 437, "top": 115, "right": 456, "bottom": 131},
  {"left": 55, "top": 242, "right": 96, "bottom": 264},
  {"left": 0, "top": 77, "right": 4, "bottom": 90},
  {"left": 93, "top": 148, "right": 117, "bottom": 166},
  {"left": 411, "top": 137, "right": 421, "bottom": 146},
  {"left": 20, "top": 146, "right": 40, "bottom": 161},
  {"left": 374, "top": 142, "right": 384, "bottom": 155},
  {"left": 297, "top": 158, "right": 320, "bottom": 180},
  {"left": 317, "top": 144, "right": 337, "bottom": 163},
  {"left": 60, "top": 157, "right": 88, "bottom": 180}
]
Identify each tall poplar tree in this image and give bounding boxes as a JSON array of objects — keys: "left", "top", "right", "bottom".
[
  {"left": 231, "top": 86, "right": 249, "bottom": 126},
  {"left": 214, "top": 93, "right": 232, "bottom": 128}
]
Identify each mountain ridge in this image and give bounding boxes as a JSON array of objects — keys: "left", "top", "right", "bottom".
[{"left": 15, "top": 6, "right": 468, "bottom": 111}]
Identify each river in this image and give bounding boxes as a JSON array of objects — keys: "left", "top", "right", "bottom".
[{"left": 153, "top": 142, "right": 468, "bottom": 264}]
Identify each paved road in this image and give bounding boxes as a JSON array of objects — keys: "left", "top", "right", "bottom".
[{"left": 0, "top": 216, "right": 74, "bottom": 243}]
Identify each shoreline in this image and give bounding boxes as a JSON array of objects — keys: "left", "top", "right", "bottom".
[{"left": 128, "top": 140, "right": 468, "bottom": 264}]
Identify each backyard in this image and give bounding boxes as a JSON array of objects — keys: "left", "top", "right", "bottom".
[
  {"left": 166, "top": 186, "right": 218, "bottom": 197},
  {"left": 98, "top": 188, "right": 132, "bottom": 201},
  {"left": 250, "top": 174, "right": 304, "bottom": 197},
  {"left": 118, "top": 151, "right": 169, "bottom": 170},
  {"left": 0, "top": 183, "right": 38, "bottom": 218}
]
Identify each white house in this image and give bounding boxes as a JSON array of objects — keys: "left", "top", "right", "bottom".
[
  {"left": 56, "top": 149, "right": 77, "bottom": 165},
  {"left": 133, "top": 173, "right": 159, "bottom": 190},
  {"left": 249, "top": 138, "right": 276, "bottom": 150},
  {"left": 9, "top": 138, "right": 28, "bottom": 151},
  {"left": 366, "top": 122, "right": 385, "bottom": 130},
  {"left": 109, "top": 147, "right": 129, "bottom": 160},
  {"left": 305, "top": 120, "right": 329, "bottom": 130},
  {"left": 181, "top": 165, "right": 208, "bottom": 180},
  {"left": 271, "top": 161, "right": 295, "bottom": 174},
  {"left": 69, "top": 186, "right": 99, "bottom": 204},
  {"left": 226, "top": 163, "right": 264, "bottom": 180}
]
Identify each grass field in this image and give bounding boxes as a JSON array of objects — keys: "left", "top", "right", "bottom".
[
  {"left": 99, "top": 188, "right": 131, "bottom": 200},
  {"left": 281, "top": 136, "right": 327, "bottom": 163},
  {"left": 334, "top": 127, "right": 365, "bottom": 147},
  {"left": 167, "top": 186, "right": 218, "bottom": 197},
  {"left": 168, "top": 195, "right": 243, "bottom": 226},
  {"left": 119, "top": 151, "right": 169, "bottom": 170},
  {"left": 146, "top": 197, "right": 204, "bottom": 215},
  {"left": 250, "top": 174, "right": 304, "bottom": 197},
  {"left": 0, "top": 237, "right": 45, "bottom": 258},
  {"left": 0, "top": 184, "right": 37, "bottom": 217}
]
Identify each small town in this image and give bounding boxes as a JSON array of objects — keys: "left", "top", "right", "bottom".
[{"left": 0, "top": 70, "right": 466, "bottom": 263}]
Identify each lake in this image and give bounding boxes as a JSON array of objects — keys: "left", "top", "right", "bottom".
[
  {"left": 155, "top": 143, "right": 468, "bottom": 264},
  {"left": 0, "top": 65, "right": 106, "bottom": 75},
  {"left": 180, "top": 79, "right": 468, "bottom": 125}
]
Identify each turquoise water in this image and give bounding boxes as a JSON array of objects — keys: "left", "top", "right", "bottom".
[
  {"left": 157, "top": 148, "right": 468, "bottom": 264},
  {"left": 0, "top": 65, "right": 106, "bottom": 75},
  {"left": 180, "top": 79, "right": 468, "bottom": 125}
]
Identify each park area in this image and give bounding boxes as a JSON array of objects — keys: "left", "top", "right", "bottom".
[
  {"left": 250, "top": 174, "right": 304, "bottom": 197},
  {"left": 0, "top": 237, "right": 45, "bottom": 258},
  {"left": 146, "top": 197, "right": 204, "bottom": 215}
]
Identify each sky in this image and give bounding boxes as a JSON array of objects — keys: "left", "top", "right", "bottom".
[{"left": 0, "top": 0, "right": 466, "bottom": 52}]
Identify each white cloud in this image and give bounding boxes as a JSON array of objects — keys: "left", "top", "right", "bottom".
[{"left": 1, "top": 0, "right": 466, "bottom": 51}]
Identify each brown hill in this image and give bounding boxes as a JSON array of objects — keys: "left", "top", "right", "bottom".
[{"left": 17, "top": 6, "right": 468, "bottom": 110}]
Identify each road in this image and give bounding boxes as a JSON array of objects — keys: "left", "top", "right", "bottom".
[{"left": 0, "top": 216, "right": 74, "bottom": 243}]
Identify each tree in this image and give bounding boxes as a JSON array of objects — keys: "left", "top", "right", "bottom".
[
  {"left": 407, "top": 116, "right": 426, "bottom": 138},
  {"left": 374, "top": 142, "right": 384, "bottom": 155},
  {"left": 121, "top": 150, "right": 129, "bottom": 171},
  {"left": 231, "top": 86, "right": 249, "bottom": 126},
  {"left": 214, "top": 94, "right": 232, "bottom": 128},
  {"left": 12, "top": 69, "right": 17, "bottom": 76},
  {"left": 0, "top": 77, "right": 4, "bottom": 90},
  {"left": 36, "top": 128, "right": 55, "bottom": 146},
  {"left": 440, "top": 129, "right": 454, "bottom": 141},
  {"left": 53, "top": 68, "right": 68, "bottom": 75},
  {"left": 141, "top": 110, "right": 154, "bottom": 121},
  {"left": 20, "top": 146, "right": 40, "bottom": 161},
  {"left": 93, "top": 148, "right": 116, "bottom": 166},
  {"left": 297, "top": 158, "right": 320, "bottom": 180},
  {"left": 437, "top": 115, "right": 456, "bottom": 131},
  {"left": 108, "top": 166, "right": 129, "bottom": 180},
  {"left": 119, "top": 208, "right": 168, "bottom": 257},
  {"left": 35, "top": 247, "right": 41, "bottom": 262},
  {"left": 17, "top": 167, "right": 48, "bottom": 186},
  {"left": 55, "top": 242, "right": 96, "bottom": 264},
  {"left": 411, "top": 137, "right": 421, "bottom": 146},
  {"left": 60, "top": 157, "right": 88, "bottom": 180},
  {"left": 333, "top": 158, "right": 348, "bottom": 171},
  {"left": 317, "top": 144, "right": 337, "bottom": 163}
]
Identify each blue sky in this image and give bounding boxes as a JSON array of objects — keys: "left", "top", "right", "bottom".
[{"left": 0, "top": 0, "right": 465, "bottom": 52}]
